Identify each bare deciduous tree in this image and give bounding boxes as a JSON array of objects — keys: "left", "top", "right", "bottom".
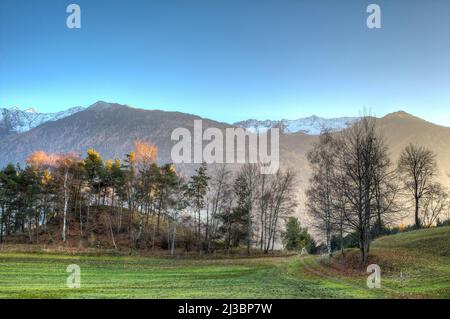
[
  {"left": 234, "top": 164, "right": 259, "bottom": 255},
  {"left": 398, "top": 144, "right": 438, "bottom": 228},
  {"left": 264, "top": 169, "right": 297, "bottom": 253},
  {"left": 336, "top": 116, "right": 395, "bottom": 264},
  {"left": 206, "top": 165, "right": 233, "bottom": 252},
  {"left": 421, "top": 183, "right": 448, "bottom": 228},
  {"left": 306, "top": 130, "right": 339, "bottom": 257}
]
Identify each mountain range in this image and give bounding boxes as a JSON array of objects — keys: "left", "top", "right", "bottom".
[
  {"left": 2, "top": 104, "right": 361, "bottom": 136},
  {"left": 0, "top": 101, "right": 449, "bottom": 194}
]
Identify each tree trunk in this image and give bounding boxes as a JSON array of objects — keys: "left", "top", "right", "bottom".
[
  {"left": 340, "top": 218, "right": 344, "bottom": 256},
  {"left": 79, "top": 203, "right": 83, "bottom": 237},
  {"left": 246, "top": 208, "right": 251, "bottom": 256},
  {"left": 359, "top": 237, "right": 366, "bottom": 264},
  {"left": 205, "top": 203, "right": 209, "bottom": 243},
  {"left": 27, "top": 219, "right": 33, "bottom": 243},
  {"left": 117, "top": 204, "right": 123, "bottom": 235},
  {"left": 86, "top": 191, "right": 91, "bottom": 237},
  {"left": 109, "top": 216, "right": 117, "bottom": 249},
  {"left": 35, "top": 213, "right": 39, "bottom": 243},
  {"left": 326, "top": 228, "right": 332, "bottom": 257},
  {"left": 197, "top": 209, "right": 201, "bottom": 241},
  {"left": 171, "top": 222, "right": 176, "bottom": 256},
  {"left": 62, "top": 170, "right": 69, "bottom": 243},
  {"left": 156, "top": 197, "right": 163, "bottom": 235},
  {"left": 376, "top": 188, "right": 382, "bottom": 235},
  {"left": 0, "top": 205, "right": 4, "bottom": 243},
  {"left": 151, "top": 214, "right": 157, "bottom": 251},
  {"left": 415, "top": 197, "right": 420, "bottom": 228}
]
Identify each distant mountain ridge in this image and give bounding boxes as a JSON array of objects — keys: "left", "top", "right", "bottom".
[
  {"left": 0, "top": 106, "right": 84, "bottom": 136},
  {"left": 4, "top": 103, "right": 447, "bottom": 137},
  {"left": 234, "top": 116, "right": 359, "bottom": 134},
  {"left": 2, "top": 103, "right": 363, "bottom": 136}
]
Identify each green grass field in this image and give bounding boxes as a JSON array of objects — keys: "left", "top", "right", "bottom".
[
  {"left": 0, "top": 227, "right": 449, "bottom": 299},
  {"left": 293, "top": 226, "right": 450, "bottom": 299}
]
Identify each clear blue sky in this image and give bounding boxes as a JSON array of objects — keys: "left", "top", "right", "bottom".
[{"left": 1, "top": 0, "right": 449, "bottom": 125}]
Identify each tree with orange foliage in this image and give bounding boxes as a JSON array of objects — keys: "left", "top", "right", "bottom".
[
  {"left": 26, "top": 151, "right": 84, "bottom": 242},
  {"left": 26, "top": 150, "right": 59, "bottom": 169},
  {"left": 133, "top": 140, "right": 158, "bottom": 166}
]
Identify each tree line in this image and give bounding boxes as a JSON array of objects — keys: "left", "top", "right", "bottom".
[
  {"left": 0, "top": 141, "right": 297, "bottom": 255},
  {"left": 306, "top": 116, "right": 449, "bottom": 263},
  {"left": 1, "top": 116, "right": 448, "bottom": 261}
]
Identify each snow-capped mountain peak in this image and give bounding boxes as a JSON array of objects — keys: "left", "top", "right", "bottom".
[
  {"left": 234, "top": 116, "right": 359, "bottom": 135},
  {"left": 0, "top": 106, "right": 84, "bottom": 134}
]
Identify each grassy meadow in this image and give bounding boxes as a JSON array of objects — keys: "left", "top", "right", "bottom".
[{"left": 0, "top": 227, "right": 449, "bottom": 299}]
